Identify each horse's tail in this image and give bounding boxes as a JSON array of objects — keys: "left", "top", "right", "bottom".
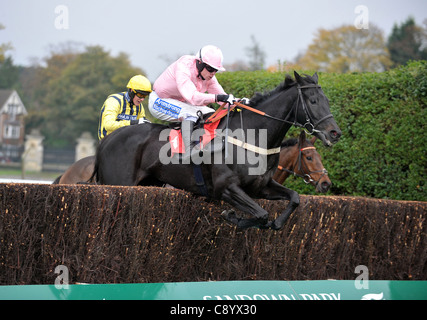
[
  {"left": 88, "top": 158, "right": 98, "bottom": 184},
  {"left": 89, "top": 139, "right": 103, "bottom": 184},
  {"left": 52, "top": 175, "right": 62, "bottom": 184}
]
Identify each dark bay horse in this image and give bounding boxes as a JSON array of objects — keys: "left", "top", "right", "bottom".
[
  {"left": 92, "top": 72, "right": 341, "bottom": 230},
  {"left": 53, "top": 131, "right": 330, "bottom": 192},
  {"left": 273, "top": 130, "right": 331, "bottom": 193}
]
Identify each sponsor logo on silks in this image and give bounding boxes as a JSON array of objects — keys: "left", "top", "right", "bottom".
[
  {"left": 361, "top": 292, "right": 384, "bottom": 300},
  {"left": 153, "top": 98, "right": 181, "bottom": 119},
  {"left": 116, "top": 114, "right": 137, "bottom": 121}
]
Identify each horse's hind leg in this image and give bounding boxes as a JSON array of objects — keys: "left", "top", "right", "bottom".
[
  {"left": 221, "top": 183, "right": 270, "bottom": 229},
  {"left": 221, "top": 210, "right": 271, "bottom": 229}
]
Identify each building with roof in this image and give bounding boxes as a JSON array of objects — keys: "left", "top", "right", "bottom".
[{"left": 0, "top": 89, "right": 28, "bottom": 161}]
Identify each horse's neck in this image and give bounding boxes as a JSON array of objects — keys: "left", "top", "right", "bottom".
[{"left": 233, "top": 90, "right": 297, "bottom": 148}]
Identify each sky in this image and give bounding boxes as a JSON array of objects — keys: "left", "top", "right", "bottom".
[{"left": 1, "top": 0, "right": 426, "bottom": 80}]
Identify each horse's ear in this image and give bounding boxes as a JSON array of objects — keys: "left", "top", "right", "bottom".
[
  {"left": 310, "top": 136, "right": 317, "bottom": 144},
  {"left": 294, "top": 71, "right": 303, "bottom": 84},
  {"left": 298, "top": 130, "right": 306, "bottom": 147},
  {"left": 312, "top": 72, "right": 318, "bottom": 83}
]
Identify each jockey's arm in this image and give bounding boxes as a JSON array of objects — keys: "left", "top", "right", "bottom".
[
  {"left": 101, "top": 97, "right": 133, "bottom": 133},
  {"left": 175, "top": 62, "right": 228, "bottom": 106}
]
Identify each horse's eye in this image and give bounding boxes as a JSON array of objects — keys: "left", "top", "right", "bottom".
[
  {"left": 310, "top": 99, "right": 317, "bottom": 105},
  {"left": 306, "top": 156, "right": 313, "bottom": 161}
]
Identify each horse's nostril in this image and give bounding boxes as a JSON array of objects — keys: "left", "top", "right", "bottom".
[
  {"left": 321, "top": 181, "right": 331, "bottom": 190},
  {"left": 330, "top": 130, "right": 341, "bottom": 139}
]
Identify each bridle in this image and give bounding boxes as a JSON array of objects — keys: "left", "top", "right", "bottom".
[
  {"left": 277, "top": 145, "right": 328, "bottom": 185},
  {"left": 285, "top": 84, "right": 334, "bottom": 135}
]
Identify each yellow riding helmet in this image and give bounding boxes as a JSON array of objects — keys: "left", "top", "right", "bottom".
[{"left": 126, "top": 75, "right": 152, "bottom": 94}]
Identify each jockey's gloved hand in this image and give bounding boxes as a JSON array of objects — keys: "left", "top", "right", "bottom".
[
  {"left": 216, "top": 94, "right": 236, "bottom": 105},
  {"left": 130, "top": 117, "right": 151, "bottom": 125},
  {"left": 238, "top": 97, "right": 250, "bottom": 105}
]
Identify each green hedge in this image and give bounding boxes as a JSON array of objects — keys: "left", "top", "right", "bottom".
[{"left": 216, "top": 61, "right": 427, "bottom": 201}]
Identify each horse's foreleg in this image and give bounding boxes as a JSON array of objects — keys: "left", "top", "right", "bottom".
[
  {"left": 221, "top": 183, "right": 269, "bottom": 229},
  {"left": 259, "top": 179, "right": 300, "bottom": 230}
]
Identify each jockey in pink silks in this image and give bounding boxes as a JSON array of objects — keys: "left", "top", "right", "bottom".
[{"left": 148, "top": 45, "right": 236, "bottom": 160}]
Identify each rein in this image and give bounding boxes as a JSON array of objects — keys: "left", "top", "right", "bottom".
[
  {"left": 207, "top": 84, "right": 333, "bottom": 135},
  {"left": 203, "top": 83, "right": 333, "bottom": 157}
]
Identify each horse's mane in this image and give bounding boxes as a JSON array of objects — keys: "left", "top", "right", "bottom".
[
  {"left": 249, "top": 74, "right": 296, "bottom": 106},
  {"left": 280, "top": 137, "right": 298, "bottom": 149},
  {"left": 249, "top": 73, "right": 317, "bottom": 106}
]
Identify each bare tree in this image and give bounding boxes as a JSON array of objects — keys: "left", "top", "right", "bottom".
[{"left": 245, "top": 35, "right": 266, "bottom": 71}]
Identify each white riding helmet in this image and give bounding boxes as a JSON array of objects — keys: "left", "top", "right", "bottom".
[{"left": 196, "top": 45, "right": 226, "bottom": 72}]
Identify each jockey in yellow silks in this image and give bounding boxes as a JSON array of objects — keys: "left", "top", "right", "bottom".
[{"left": 98, "top": 75, "right": 152, "bottom": 140}]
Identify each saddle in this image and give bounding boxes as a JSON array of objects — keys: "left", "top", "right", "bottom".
[{"left": 168, "top": 109, "right": 229, "bottom": 156}]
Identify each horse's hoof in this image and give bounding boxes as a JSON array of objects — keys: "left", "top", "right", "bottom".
[
  {"left": 269, "top": 221, "right": 283, "bottom": 231},
  {"left": 221, "top": 210, "right": 238, "bottom": 224},
  {"left": 257, "top": 221, "right": 272, "bottom": 230},
  {"left": 221, "top": 209, "right": 234, "bottom": 217}
]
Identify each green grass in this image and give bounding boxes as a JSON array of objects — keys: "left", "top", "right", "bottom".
[{"left": 0, "top": 168, "right": 62, "bottom": 180}]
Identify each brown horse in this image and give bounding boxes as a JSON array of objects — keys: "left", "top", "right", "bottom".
[
  {"left": 52, "top": 156, "right": 95, "bottom": 184},
  {"left": 273, "top": 131, "right": 330, "bottom": 193},
  {"left": 53, "top": 132, "right": 330, "bottom": 193}
]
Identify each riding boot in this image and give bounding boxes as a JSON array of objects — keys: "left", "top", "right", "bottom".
[{"left": 180, "top": 120, "right": 199, "bottom": 162}]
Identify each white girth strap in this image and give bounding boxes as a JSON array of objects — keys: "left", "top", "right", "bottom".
[{"left": 226, "top": 136, "right": 281, "bottom": 155}]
